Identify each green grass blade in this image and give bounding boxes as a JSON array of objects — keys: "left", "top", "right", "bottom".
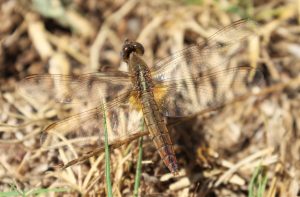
[
  {"left": 103, "top": 102, "right": 113, "bottom": 197},
  {"left": 133, "top": 121, "right": 144, "bottom": 197},
  {"left": 248, "top": 165, "right": 260, "bottom": 197},
  {"left": 248, "top": 164, "right": 268, "bottom": 197},
  {"left": 133, "top": 137, "right": 143, "bottom": 197},
  {"left": 1, "top": 184, "right": 26, "bottom": 197},
  {"left": 29, "top": 188, "right": 68, "bottom": 196},
  {"left": 0, "top": 187, "right": 67, "bottom": 197},
  {"left": 0, "top": 191, "right": 22, "bottom": 197},
  {"left": 258, "top": 171, "right": 268, "bottom": 197}
]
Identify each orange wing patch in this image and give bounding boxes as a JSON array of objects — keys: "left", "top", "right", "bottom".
[
  {"left": 128, "top": 84, "right": 168, "bottom": 111},
  {"left": 129, "top": 91, "right": 143, "bottom": 111},
  {"left": 153, "top": 84, "right": 168, "bottom": 107}
]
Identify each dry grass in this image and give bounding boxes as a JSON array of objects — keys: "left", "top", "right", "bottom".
[{"left": 1, "top": 0, "right": 300, "bottom": 196}]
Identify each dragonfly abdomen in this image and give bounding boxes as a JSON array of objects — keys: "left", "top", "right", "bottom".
[{"left": 140, "top": 92, "right": 178, "bottom": 175}]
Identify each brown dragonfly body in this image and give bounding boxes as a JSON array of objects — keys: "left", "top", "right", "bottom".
[
  {"left": 19, "top": 19, "right": 262, "bottom": 175},
  {"left": 122, "top": 40, "right": 178, "bottom": 174}
]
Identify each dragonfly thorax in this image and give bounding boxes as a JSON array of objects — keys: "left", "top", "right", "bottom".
[{"left": 132, "top": 63, "right": 154, "bottom": 98}]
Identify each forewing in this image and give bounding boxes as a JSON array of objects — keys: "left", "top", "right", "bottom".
[
  {"left": 40, "top": 90, "right": 147, "bottom": 167},
  {"left": 151, "top": 19, "right": 255, "bottom": 81},
  {"left": 18, "top": 72, "right": 132, "bottom": 105}
]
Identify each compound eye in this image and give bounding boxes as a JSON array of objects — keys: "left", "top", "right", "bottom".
[
  {"left": 133, "top": 42, "right": 144, "bottom": 55},
  {"left": 121, "top": 46, "right": 131, "bottom": 62}
]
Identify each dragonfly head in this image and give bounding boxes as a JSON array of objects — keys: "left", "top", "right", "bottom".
[{"left": 121, "top": 39, "right": 145, "bottom": 63}]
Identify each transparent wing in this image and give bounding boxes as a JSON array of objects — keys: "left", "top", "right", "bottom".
[
  {"left": 41, "top": 90, "right": 146, "bottom": 167},
  {"left": 151, "top": 19, "right": 255, "bottom": 81},
  {"left": 153, "top": 65, "right": 263, "bottom": 117},
  {"left": 18, "top": 71, "right": 132, "bottom": 105},
  {"left": 149, "top": 19, "right": 263, "bottom": 117}
]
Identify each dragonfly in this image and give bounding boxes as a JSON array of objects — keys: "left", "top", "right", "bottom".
[{"left": 19, "top": 19, "right": 262, "bottom": 175}]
